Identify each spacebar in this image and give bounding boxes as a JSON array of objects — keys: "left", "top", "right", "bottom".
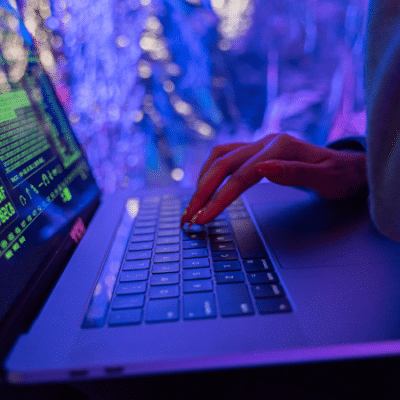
[{"left": 230, "top": 218, "right": 268, "bottom": 259}]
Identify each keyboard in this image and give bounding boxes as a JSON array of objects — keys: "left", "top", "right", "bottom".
[{"left": 82, "top": 195, "right": 292, "bottom": 328}]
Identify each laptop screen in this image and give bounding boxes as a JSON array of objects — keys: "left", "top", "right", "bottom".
[{"left": 0, "top": 2, "right": 100, "bottom": 336}]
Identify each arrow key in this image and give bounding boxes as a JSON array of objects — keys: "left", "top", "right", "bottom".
[
  {"left": 211, "top": 251, "right": 238, "bottom": 262},
  {"left": 215, "top": 271, "right": 245, "bottom": 284}
]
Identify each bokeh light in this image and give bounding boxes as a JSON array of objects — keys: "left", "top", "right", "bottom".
[{"left": 14, "top": 0, "right": 368, "bottom": 192}]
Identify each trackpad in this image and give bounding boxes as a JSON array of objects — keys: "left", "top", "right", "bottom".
[{"left": 245, "top": 183, "right": 400, "bottom": 269}]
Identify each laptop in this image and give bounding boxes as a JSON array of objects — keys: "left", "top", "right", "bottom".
[{"left": 3, "top": 0, "right": 400, "bottom": 386}]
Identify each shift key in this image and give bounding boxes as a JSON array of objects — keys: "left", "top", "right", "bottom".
[{"left": 216, "top": 283, "right": 254, "bottom": 317}]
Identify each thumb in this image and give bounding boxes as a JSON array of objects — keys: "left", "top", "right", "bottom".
[{"left": 255, "top": 160, "right": 324, "bottom": 190}]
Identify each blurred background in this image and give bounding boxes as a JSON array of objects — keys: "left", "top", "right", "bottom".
[{"left": 16, "top": 0, "right": 368, "bottom": 192}]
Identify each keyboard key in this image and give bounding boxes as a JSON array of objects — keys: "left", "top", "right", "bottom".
[
  {"left": 182, "top": 268, "right": 211, "bottom": 280},
  {"left": 228, "top": 211, "right": 249, "bottom": 219},
  {"left": 213, "top": 260, "right": 241, "bottom": 272},
  {"left": 216, "top": 283, "right": 254, "bottom": 317},
  {"left": 133, "top": 227, "right": 156, "bottom": 235},
  {"left": 211, "top": 251, "right": 238, "bottom": 262},
  {"left": 108, "top": 309, "right": 142, "bottom": 326},
  {"left": 149, "top": 285, "right": 179, "bottom": 299},
  {"left": 158, "top": 228, "right": 180, "bottom": 237},
  {"left": 150, "top": 273, "right": 179, "bottom": 286},
  {"left": 182, "top": 240, "right": 207, "bottom": 249},
  {"left": 125, "top": 250, "right": 152, "bottom": 261},
  {"left": 116, "top": 281, "right": 147, "bottom": 295},
  {"left": 183, "top": 225, "right": 205, "bottom": 233},
  {"left": 161, "top": 199, "right": 180, "bottom": 204},
  {"left": 184, "top": 293, "right": 217, "bottom": 320},
  {"left": 128, "top": 242, "right": 153, "bottom": 252},
  {"left": 161, "top": 203, "right": 180, "bottom": 210},
  {"left": 242, "top": 258, "right": 273, "bottom": 272},
  {"left": 137, "top": 210, "right": 158, "bottom": 218},
  {"left": 256, "top": 298, "right": 292, "bottom": 314},
  {"left": 182, "top": 231, "right": 206, "bottom": 241},
  {"left": 213, "top": 215, "right": 228, "bottom": 221},
  {"left": 210, "top": 242, "right": 235, "bottom": 252},
  {"left": 157, "top": 235, "right": 179, "bottom": 245},
  {"left": 229, "top": 198, "right": 243, "bottom": 206},
  {"left": 247, "top": 271, "right": 279, "bottom": 285},
  {"left": 228, "top": 206, "right": 246, "bottom": 213},
  {"left": 230, "top": 218, "right": 268, "bottom": 259},
  {"left": 154, "top": 253, "right": 179, "bottom": 263},
  {"left": 142, "top": 196, "right": 160, "bottom": 204},
  {"left": 122, "top": 260, "right": 150, "bottom": 270},
  {"left": 159, "top": 222, "right": 180, "bottom": 229},
  {"left": 135, "top": 215, "right": 157, "bottom": 222},
  {"left": 112, "top": 294, "right": 145, "bottom": 309},
  {"left": 135, "top": 220, "right": 157, "bottom": 228},
  {"left": 183, "top": 258, "right": 210, "bottom": 269},
  {"left": 152, "top": 262, "right": 179, "bottom": 274},
  {"left": 215, "top": 271, "right": 245, "bottom": 284},
  {"left": 159, "top": 210, "right": 180, "bottom": 217},
  {"left": 155, "top": 244, "right": 180, "bottom": 253},
  {"left": 183, "top": 280, "right": 213, "bottom": 293},
  {"left": 208, "top": 234, "right": 233, "bottom": 243},
  {"left": 208, "top": 227, "right": 231, "bottom": 235},
  {"left": 145, "top": 298, "right": 179, "bottom": 322},
  {"left": 159, "top": 216, "right": 180, "bottom": 223},
  {"left": 160, "top": 204, "right": 180, "bottom": 210},
  {"left": 251, "top": 284, "right": 285, "bottom": 298},
  {"left": 119, "top": 270, "right": 149, "bottom": 282},
  {"left": 182, "top": 248, "right": 208, "bottom": 258},
  {"left": 130, "top": 234, "right": 154, "bottom": 242},
  {"left": 207, "top": 220, "right": 228, "bottom": 228}
]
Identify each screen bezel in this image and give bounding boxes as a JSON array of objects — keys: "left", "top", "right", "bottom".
[
  {"left": 0, "top": 192, "right": 101, "bottom": 371},
  {"left": 0, "top": 1, "right": 102, "bottom": 370}
]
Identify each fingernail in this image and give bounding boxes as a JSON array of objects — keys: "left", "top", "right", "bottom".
[
  {"left": 256, "top": 162, "right": 284, "bottom": 177},
  {"left": 189, "top": 209, "right": 203, "bottom": 227}
]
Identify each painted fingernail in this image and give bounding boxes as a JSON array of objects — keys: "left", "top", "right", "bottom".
[{"left": 188, "top": 209, "right": 203, "bottom": 227}]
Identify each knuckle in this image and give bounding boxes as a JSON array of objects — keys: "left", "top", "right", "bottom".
[
  {"left": 229, "top": 171, "right": 243, "bottom": 185},
  {"left": 275, "top": 133, "right": 293, "bottom": 145},
  {"left": 330, "top": 157, "right": 346, "bottom": 176},
  {"left": 229, "top": 170, "right": 254, "bottom": 192},
  {"left": 211, "top": 145, "right": 225, "bottom": 158},
  {"left": 213, "top": 157, "right": 230, "bottom": 175},
  {"left": 188, "top": 192, "right": 202, "bottom": 208},
  {"left": 260, "top": 133, "right": 277, "bottom": 146}
]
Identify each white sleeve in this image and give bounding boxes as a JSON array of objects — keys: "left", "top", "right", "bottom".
[{"left": 365, "top": 0, "right": 400, "bottom": 242}]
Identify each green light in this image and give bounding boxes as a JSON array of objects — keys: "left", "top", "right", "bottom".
[
  {"left": 0, "top": 90, "right": 31, "bottom": 123},
  {"left": 0, "top": 186, "right": 6, "bottom": 202},
  {"left": 5, "top": 250, "right": 13, "bottom": 259},
  {"left": 61, "top": 187, "right": 72, "bottom": 202}
]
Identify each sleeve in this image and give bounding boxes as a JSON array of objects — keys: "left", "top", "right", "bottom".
[
  {"left": 326, "top": 136, "right": 367, "bottom": 152},
  {"left": 364, "top": 0, "right": 400, "bottom": 242}
]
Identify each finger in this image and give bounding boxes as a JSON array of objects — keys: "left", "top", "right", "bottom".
[
  {"left": 182, "top": 141, "right": 266, "bottom": 225},
  {"left": 193, "top": 162, "right": 263, "bottom": 225},
  {"left": 197, "top": 142, "right": 247, "bottom": 184},
  {"left": 255, "top": 159, "right": 337, "bottom": 198},
  {"left": 191, "top": 138, "right": 331, "bottom": 225},
  {"left": 181, "top": 143, "right": 247, "bottom": 226},
  {"left": 182, "top": 133, "right": 314, "bottom": 226}
]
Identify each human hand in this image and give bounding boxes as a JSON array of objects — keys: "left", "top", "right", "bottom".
[{"left": 180, "top": 133, "right": 367, "bottom": 226}]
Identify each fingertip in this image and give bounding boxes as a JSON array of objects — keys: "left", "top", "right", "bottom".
[{"left": 180, "top": 206, "right": 189, "bottom": 227}]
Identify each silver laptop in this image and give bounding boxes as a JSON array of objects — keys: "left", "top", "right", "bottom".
[{"left": 2, "top": 0, "right": 400, "bottom": 385}]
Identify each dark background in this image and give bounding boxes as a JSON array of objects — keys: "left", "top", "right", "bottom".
[{"left": 3, "top": 357, "right": 400, "bottom": 399}]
